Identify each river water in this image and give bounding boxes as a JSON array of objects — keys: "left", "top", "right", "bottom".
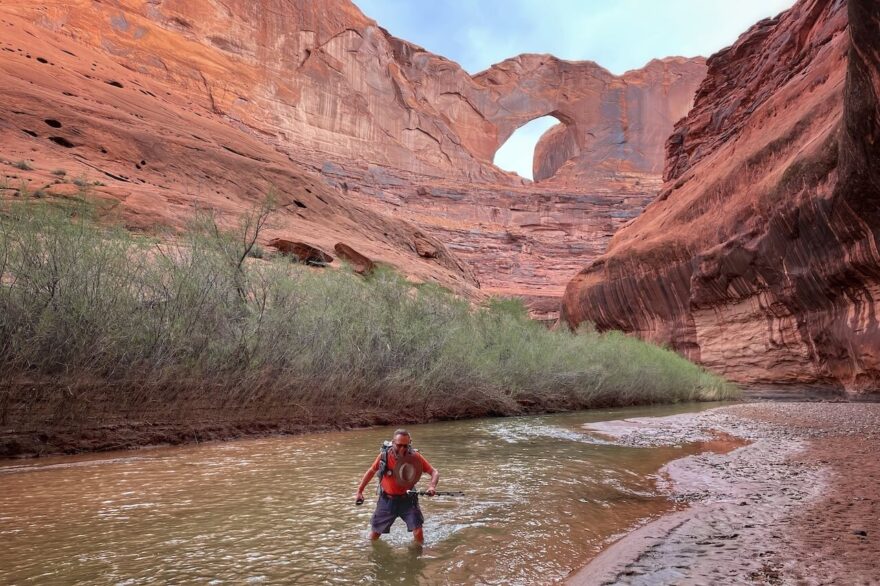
[{"left": 0, "top": 402, "right": 729, "bottom": 585}]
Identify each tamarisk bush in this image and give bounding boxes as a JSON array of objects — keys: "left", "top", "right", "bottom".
[{"left": 0, "top": 198, "right": 737, "bottom": 429}]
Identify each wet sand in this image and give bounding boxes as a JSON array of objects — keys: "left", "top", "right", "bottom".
[{"left": 569, "top": 402, "right": 880, "bottom": 585}]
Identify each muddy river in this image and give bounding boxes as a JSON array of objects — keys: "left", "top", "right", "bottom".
[{"left": 0, "top": 402, "right": 728, "bottom": 584}]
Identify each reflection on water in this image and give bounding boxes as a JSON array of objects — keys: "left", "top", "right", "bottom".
[
  {"left": 0, "top": 402, "right": 728, "bottom": 584},
  {"left": 366, "top": 540, "right": 427, "bottom": 584}
]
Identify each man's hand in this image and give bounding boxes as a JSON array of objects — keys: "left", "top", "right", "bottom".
[
  {"left": 355, "top": 491, "right": 365, "bottom": 505},
  {"left": 425, "top": 486, "right": 436, "bottom": 497}
]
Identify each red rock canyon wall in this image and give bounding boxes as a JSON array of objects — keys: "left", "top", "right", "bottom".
[
  {"left": 0, "top": 0, "right": 480, "bottom": 294},
  {"left": 562, "top": 0, "right": 880, "bottom": 391},
  {"left": 0, "top": 0, "right": 705, "bottom": 316}
]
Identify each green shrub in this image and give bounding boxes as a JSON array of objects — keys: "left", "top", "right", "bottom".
[
  {"left": 246, "top": 244, "right": 265, "bottom": 259},
  {"left": 0, "top": 200, "right": 737, "bottom": 429},
  {"left": 15, "top": 180, "right": 30, "bottom": 198},
  {"left": 13, "top": 160, "right": 32, "bottom": 171}
]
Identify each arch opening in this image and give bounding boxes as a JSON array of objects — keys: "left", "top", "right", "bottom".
[{"left": 493, "top": 115, "right": 565, "bottom": 181}]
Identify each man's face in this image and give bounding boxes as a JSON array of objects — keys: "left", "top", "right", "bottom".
[{"left": 393, "top": 434, "right": 411, "bottom": 455}]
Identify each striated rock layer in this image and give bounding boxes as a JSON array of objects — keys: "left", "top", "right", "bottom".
[
  {"left": 0, "top": 1, "right": 705, "bottom": 315},
  {"left": 563, "top": 0, "right": 880, "bottom": 391},
  {"left": 0, "top": 2, "right": 478, "bottom": 296}
]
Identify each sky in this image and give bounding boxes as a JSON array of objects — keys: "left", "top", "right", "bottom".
[{"left": 353, "top": 0, "right": 795, "bottom": 179}]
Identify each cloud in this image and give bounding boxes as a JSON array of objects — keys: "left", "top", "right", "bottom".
[{"left": 355, "top": 0, "right": 794, "bottom": 74}]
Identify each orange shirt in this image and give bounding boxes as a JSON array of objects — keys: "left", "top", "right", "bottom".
[{"left": 370, "top": 450, "right": 434, "bottom": 496}]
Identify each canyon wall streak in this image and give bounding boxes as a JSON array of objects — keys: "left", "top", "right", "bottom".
[{"left": 563, "top": 0, "right": 880, "bottom": 390}]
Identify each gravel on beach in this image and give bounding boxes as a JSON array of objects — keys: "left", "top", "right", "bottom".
[{"left": 569, "top": 402, "right": 880, "bottom": 585}]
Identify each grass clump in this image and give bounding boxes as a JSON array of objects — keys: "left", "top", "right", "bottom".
[
  {"left": 13, "top": 160, "right": 32, "bottom": 171},
  {"left": 0, "top": 200, "right": 736, "bottom": 430},
  {"left": 247, "top": 243, "right": 266, "bottom": 259},
  {"left": 15, "top": 179, "right": 30, "bottom": 198}
]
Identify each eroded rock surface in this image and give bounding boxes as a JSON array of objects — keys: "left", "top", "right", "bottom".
[
  {"left": 562, "top": 0, "right": 880, "bottom": 390},
  {"left": 0, "top": 2, "right": 479, "bottom": 297},
  {"left": 0, "top": 0, "right": 704, "bottom": 316},
  {"left": 334, "top": 242, "right": 376, "bottom": 275},
  {"left": 268, "top": 239, "right": 333, "bottom": 265}
]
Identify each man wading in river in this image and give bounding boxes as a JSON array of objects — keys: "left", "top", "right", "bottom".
[{"left": 355, "top": 429, "right": 439, "bottom": 544}]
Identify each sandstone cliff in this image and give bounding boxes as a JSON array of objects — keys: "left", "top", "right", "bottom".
[
  {"left": 562, "top": 0, "right": 880, "bottom": 391},
  {"left": 0, "top": 1, "right": 480, "bottom": 295},
  {"left": 0, "top": 1, "right": 704, "bottom": 315}
]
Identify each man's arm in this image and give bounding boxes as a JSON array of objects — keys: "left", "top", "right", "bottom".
[
  {"left": 355, "top": 467, "right": 377, "bottom": 503},
  {"left": 425, "top": 469, "right": 440, "bottom": 496}
]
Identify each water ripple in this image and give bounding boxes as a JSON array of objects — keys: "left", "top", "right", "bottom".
[{"left": 0, "top": 402, "right": 717, "bottom": 584}]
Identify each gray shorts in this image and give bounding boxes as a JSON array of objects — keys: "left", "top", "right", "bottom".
[{"left": 370, "top": 493, "right": 424, "bottom": 533}]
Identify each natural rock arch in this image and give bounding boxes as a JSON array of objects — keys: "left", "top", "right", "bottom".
[
  {"left": 492, "top": 114, "right": 569, "bottom": 180},
  {"left": 468, "top": 54, "right": 706, "bottom": 182}
]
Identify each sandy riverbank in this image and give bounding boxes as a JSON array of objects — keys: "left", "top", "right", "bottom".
[{"left": 569, "top": 402, "right": 880, "bottom": 585}]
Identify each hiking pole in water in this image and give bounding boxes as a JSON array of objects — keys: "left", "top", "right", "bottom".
[
  {"left": 355, "top": 490, "right": 464, "bottom": 505},
  {"left": 407, "top": 490, "right": 464, "bottom": 497}
]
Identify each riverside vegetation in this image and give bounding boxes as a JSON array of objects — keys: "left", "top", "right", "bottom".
[{"left": 0, "top": 196, "right": 737, "bottom": 452}]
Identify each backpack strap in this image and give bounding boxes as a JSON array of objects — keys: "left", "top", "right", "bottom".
[{"left": 376, "top": 441, "right": 392, "bottom": 496}]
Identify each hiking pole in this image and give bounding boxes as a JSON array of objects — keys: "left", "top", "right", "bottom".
[
  {"left": 407, "top": 490, "right": 465, "bottom": 497},
  {"left": 354, "top": 490, "right": 464, "bottom": 505}
]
